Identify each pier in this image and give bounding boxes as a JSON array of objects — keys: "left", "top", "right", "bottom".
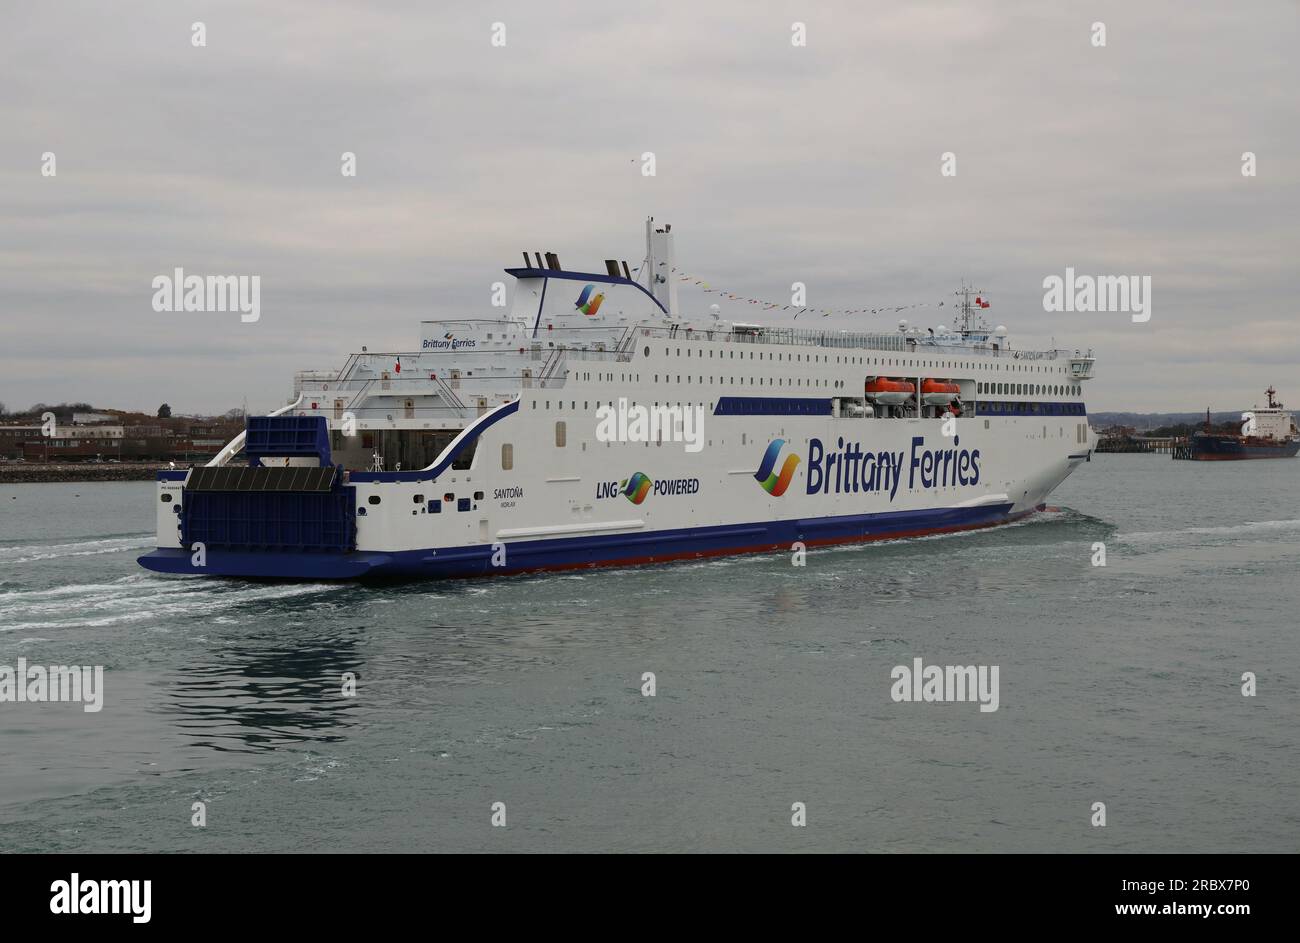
[{"left": 1095, "top": 433, "right": 1183, "bottom": 454}]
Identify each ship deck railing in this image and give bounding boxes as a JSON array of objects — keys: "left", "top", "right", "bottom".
[
  {"left": 308, "top": 327, "right": 1080, "bottom": 382},
  {"left": 622, "top": 325, "right": 1078, "bottom": 361},
  {"left": 289, "top": 327, "right": 1087, "bottom": 418}
]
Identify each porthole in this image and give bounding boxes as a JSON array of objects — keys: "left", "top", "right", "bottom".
[{"left": 368, "top": 495, "right": 381, "bottom": 505}]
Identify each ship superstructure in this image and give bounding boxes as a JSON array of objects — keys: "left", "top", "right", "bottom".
[{"left": 140, "top": 220, "right": 1098, "bottom": 580}]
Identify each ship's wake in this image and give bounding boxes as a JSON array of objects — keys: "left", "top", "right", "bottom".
[
  {"left": 0, "top": 573, "right": 347, "bottom": 633},
  {"left": 0, "top": 533, "right": 155, "bottom": 565}
]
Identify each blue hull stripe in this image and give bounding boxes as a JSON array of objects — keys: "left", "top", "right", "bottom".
[{"left": 138, "top": 501, "right": 1017, "bottom": 580}]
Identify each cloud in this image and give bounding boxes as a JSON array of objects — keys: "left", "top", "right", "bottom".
[{"left": 1, "top": 0, "right": 1296, "bottom": 413}]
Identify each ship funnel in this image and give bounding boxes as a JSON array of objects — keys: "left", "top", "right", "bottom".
[
  {"left": 605, "top": 259, "right": 620, "bottom": 278},
  {"left": 645, "top": 217, "right": 680, "bottom": 317},
  {"left": 545, "top": 252, "right": 561, "bottom": 271}
]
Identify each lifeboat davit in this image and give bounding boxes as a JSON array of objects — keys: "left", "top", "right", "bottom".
[
  {"left": 921, "top": 378, "right": 961, "bottom": 405},
  {"left": 865, "top": 377, "right": 915, "bottom": 405}
]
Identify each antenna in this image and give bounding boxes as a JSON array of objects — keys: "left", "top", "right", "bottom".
[{"left": 953, "top": 281, "right": 988, "bottom": 335}]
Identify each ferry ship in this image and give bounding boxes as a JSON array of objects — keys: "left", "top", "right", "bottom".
[
  {"left": 138, "top": 220, "right": 1098, "bottom": 580},
  {"left": 1174, "top": 388, "right": 1300, "bottom": 460}
]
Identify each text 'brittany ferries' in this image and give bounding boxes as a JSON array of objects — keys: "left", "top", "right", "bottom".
[{"left": 806, "top": 435, "right": 981, "bottom": 501}]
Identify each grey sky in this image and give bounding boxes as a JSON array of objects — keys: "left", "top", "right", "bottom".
[{"left": 2, "top": 0, "right": 1296, "bottom": 414}]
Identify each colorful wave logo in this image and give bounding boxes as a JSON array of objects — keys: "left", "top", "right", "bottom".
[
  {"left": 621, "top": 472, "right": 651, "bottom": 504},
  {"left": 755, "top": 440, "right": 800, "bottom": 496},
  {"left": 575, "top": 284, "right": 605, "bottom": 316}
]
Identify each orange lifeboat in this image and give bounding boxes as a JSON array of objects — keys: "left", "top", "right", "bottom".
[
  {"left": 921, "top": 378, "right": 961, "bottom": 405},
  {"left": 865, "top": 377, "right": 915, "bottom": 405}
]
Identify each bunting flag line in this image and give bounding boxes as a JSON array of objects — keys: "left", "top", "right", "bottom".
[
  {"left": 668, "top": 269, "right": 963, "bottom": 320},
  {"left": 625, "top": 263, "right": 985, "bottom": 320}
]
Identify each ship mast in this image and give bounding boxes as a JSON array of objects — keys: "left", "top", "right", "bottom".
[{"left": 954, "top": 282, "right": 986, "bottom": 335}]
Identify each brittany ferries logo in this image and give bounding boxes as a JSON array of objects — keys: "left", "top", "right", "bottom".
[
  {"left": 755, "top": 440, "right": 800, "bottom": 496},
  {"left": 574, "top": 284, "right": 605, "bottom": 316},
  {"left": 422, "top": 332, "right": 476, "bottom": 350}
]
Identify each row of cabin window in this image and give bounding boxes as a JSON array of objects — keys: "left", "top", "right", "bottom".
[
  {"left": 531, "top": 376, "right": 1080, "bottom": 409},
  {"left": 651, "top": 345, "right": 1074, "bottom": 375},
  {"left": 655, "top": 376, "right": 843, "bottom": 387},
  {"left": 978, "top": 382, "right": 1081, "bottom": 396},
  {"left": 578, "top": 370, "right": 1081, "bottom": 395},
  {"left": 576, "top": 372, "right": 840, "bottom": 387},
  {"left": 533, "top": 400, "right": 712, "bottom": 410}
]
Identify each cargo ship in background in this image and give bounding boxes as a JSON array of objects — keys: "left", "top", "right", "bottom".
[
  {"left": 138, "top": 219, "right": 1098, "bottom": 581},
  {"left": 1173, "top": 387, "right": 1300, "bottom": 460}
]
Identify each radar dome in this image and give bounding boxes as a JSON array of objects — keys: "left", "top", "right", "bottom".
[{"left": 994, "top": 325, "right": 1008, "bottom": 337}]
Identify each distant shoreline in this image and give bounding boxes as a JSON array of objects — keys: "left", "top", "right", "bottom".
[{"left": 0, "top": 463, "right": 169, "bottom": 484}]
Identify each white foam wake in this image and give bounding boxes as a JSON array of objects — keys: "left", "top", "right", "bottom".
[
  {"left": 0, "top": 534, "right": 154, "bottom": 565},
  {"left": 0, "top": 576, "right": 345, "bottom": 631}
]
